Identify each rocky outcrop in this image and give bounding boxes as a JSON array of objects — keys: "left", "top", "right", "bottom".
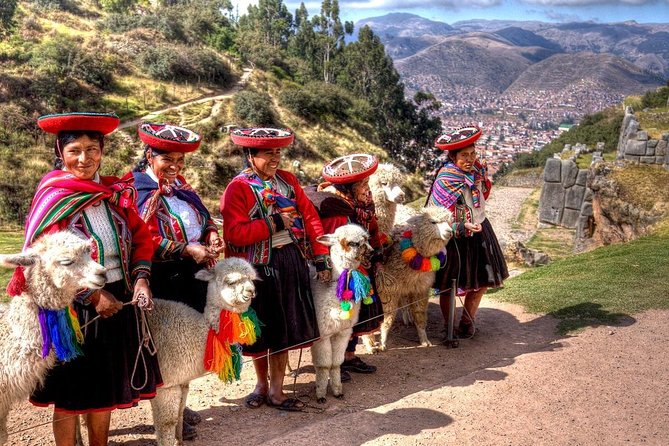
[
  {"left": 587, "top": 163, "right": 665, "bottom": 245},
  {"left": 617, "top": 106, "right": 669, "bottom": 167}
]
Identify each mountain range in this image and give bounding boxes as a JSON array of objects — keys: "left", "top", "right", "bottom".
[{"left": 356, "top": 14, "right": 668, "bottom": 100}]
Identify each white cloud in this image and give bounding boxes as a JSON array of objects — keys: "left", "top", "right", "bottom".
[
  {"left": 522, "top": 0, "right": 654, "bottom": 5},
  {"left": 339, "top": 0, "right": 501, "bottom": 8}
]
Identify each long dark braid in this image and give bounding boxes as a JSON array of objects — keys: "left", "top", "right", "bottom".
[{"left": 133, "top": 145, "right": 167, "bottom": 172}]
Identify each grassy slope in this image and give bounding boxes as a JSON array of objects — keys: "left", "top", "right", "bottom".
[{"left": 0, "top": 231, "right": 25, "bottom": 302}]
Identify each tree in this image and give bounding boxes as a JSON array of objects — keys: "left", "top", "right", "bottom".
[
  {"left": 236, "top": 0, "right": 293, "bottom": 67},
  {"left": 0, "top": 0, "right": 18, "bottom": 33},
  {"left": 311, "top": 0, "right": 352, "bottom": 83}
]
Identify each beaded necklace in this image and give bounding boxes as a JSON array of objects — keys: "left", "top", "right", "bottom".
[
  {"left": 335, "top": 267, "right": 377, "bottom": 320},
  {"left": 399, "top": 230, "right": 446, "bottom": 272}
]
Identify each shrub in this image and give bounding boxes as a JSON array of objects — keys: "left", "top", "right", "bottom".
[
  {"left": 279, "top": 81, "right": 352, "bottom": 121},
  {"left": 233, "top": 91, "right": 274, "bottom": 125}
]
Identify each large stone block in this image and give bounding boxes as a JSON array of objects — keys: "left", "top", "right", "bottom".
[
  {"left": 624, "top": 155, "right": 640, "bottom": 163},
  {"left": 656, "top": 156, "right": 665, "bottom": 164},
  {"left": 561, "top": 160, "right": 579, "bottom": 188},
  {"left": 580, "top": 201, "right": 593, "bottom": 217},
  {"left": 636, "top": 131, "right": 648, "bottom": 141},
  {"left": 626, "top": 139, "right": 647, "bottom": 156},
  {"left": 583, "top": 188, "right": 593, "bottom": 202},
  {"left": 575, "top": 169, "right": 588, "bottom": 186},
  {"left": 641, "top": 156, "right": 656, "bottom": 164},
  {"left": 656, "top": 140, "right": 667, "bottom": 156},
  {"left": 539, "top": 182, "right": 565, "bottom": 225},
  {"left": 565, "top": 185, "right": 586, "bottom": 210},
  {"left": 662, "top": 132, "right": 669, "bottom": 142},
  {"left": 648, "top": 139, "right": 658, "bottom": 149},
  {"left": 561, "top": 208, "right": 580, "bottom": 228},
  {"left": 543, "top": 158, "right": 562, "bottom": 182}
]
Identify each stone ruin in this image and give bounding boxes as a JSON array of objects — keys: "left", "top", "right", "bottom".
[{"left": 617, "top": 106, "right": 669, "bottom": 167}]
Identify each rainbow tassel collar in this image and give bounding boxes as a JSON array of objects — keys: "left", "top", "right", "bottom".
[
  {"left": 335, "top": 267, "right": 377, "bottom": 320},
  {"left": 204, "top": 308, "right": 261, "bottom": 383},
  {"left": 400, "top": 230, "right": 446, "bottom": 272},
  {"left": 38, "top": 305, "right": 84, "bottom": 362}
]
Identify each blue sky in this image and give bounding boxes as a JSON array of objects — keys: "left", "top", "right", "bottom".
[{"left": 232, "top": 0, "right": 669, "bottom": 25}]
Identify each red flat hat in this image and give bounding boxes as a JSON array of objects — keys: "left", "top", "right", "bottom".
[
  {"left": 138, "top": 123, "right": 201, "bottom": 152},
  {"left": 230, "top": 128, "right": 294, "bottom": 149},
  {"left": 322, "top": 153, "right": 379, "bottom": 184},
  {"left": 37, "top": 112, "right": 120, "bottom": 135},
  {"left": 435, "top": 126, "right": 482, "bottom": 151}
]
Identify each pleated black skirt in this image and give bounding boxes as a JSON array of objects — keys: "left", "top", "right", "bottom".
[
  {"left": 150, "top": 257, "right": 208, "bottom": 313},
  {"left": 437, "top": 218, "right": 509, "bottom": 295},
  {"left": 30, "top": 281, "right": 163, "bottom": 413},
  {"left": 242, "top": 244, "right": 320, "bottom": 356}
]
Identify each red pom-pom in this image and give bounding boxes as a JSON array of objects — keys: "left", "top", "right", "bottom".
[
  {"left": 6, "top": 266, "right": 26, "bottom": 297},
  {"left": 342, "top": 290, "right": 354, "bottom": 300}
]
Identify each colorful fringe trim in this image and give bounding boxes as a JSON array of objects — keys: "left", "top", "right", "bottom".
[
  {"left": 399, "top": 230, "right": 446, "bottom": 272},
  {"left": 335, "top": 267, "right": 377, "bottom": 320},
  {"left": 203, "top": 308, "right": 261, "bottom": 383},
  {"left": 38, "top": 305, "right": 83, "bottom": 362}
]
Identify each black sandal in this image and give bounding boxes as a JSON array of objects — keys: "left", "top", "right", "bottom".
[
  {"left": 244, "top": 392, "right": 266, "bottom": 409},
  {"left": 266, "top": 397, "right": 305, "bottom": 412}
]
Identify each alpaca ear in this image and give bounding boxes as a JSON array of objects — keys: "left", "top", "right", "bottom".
[
  {"left": 195, "top": 269, "right": 216, "bottom": 282},
  {"left": 316, "top": 234, "right": 336, "bottom": 247},
  {"left": 0, "top": 253, "right": 37, "bottom": 269}
]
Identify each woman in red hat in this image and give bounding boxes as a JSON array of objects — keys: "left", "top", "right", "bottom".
[
  {"left": 131, "top": 122, "right": 223, "bottom": 438},
  {"left": 221, "top": 128, "right": 331, "bottom": 411},
  {"left": 427, "top": 126, "right": 508, "bottom": 338},
  {"left": 305, "top": 153, "right": 384, "bottom": 381},
  {"left": 8, "top": 112, "right": 163, "bottom": 445}
]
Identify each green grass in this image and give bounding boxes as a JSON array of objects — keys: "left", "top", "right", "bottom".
[
  {"left": 490, "top": 231, "right": 669, "bottom": 334},
  {"left": 576, "top": 151, "right": 616, "bottom": 169},
  {"left": 0, "top": 231, "right": 25, "bottom": 302}
]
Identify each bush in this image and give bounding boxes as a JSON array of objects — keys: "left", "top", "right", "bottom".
[
  {"left": 138, "top": 45, "right": 232, "bottom": 86},
  {"left": 279, "top": 81, "right": 352, "bottom": 121},
  {"left": 233, "top": 91, "right": 274, "bottom": 125}
]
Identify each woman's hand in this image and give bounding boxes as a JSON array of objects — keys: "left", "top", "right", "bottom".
[
  {"left": 280, "top": 212, "right": 295, "bottom": 228},
  {"left": 464, "top": 222, "right": 483, "bottom": 233},
  {"left": 184, "top": 244, "right": 216, "bottom": 264},
  {"left": 206, "top": 232, "right": 225, "bottom": 254},
  {"left": 133, "top": 277, "right": 153, "bottom": 311},
  {"left": 93, "top": 289, "right": 124, "bottom": 318}
]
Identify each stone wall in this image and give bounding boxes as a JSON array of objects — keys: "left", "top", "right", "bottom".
[
  {"left": 617, "top": 106, "right": 669, "bottom": 168},
  {"left": 538, "top": 157, "right": 591, "bottom": 229}
]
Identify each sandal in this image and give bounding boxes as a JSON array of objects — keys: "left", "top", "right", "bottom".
[
  {"left": 266, "top": 397, "right": 305, "bottom": 412},
  {"left": 244, "top": 392, "right": 266, "bottom": 409}
]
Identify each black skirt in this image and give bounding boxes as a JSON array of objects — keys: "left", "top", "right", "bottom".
[
  {"left": 436, "top": 218, "right": 509, "bottom": 295},
  {"left": 352, "top": 267, "right": 383, "bottom": 335},
  {"left": 150, "top": 257, "right": 208, "bottom": 313},
  {"left": 242, "top": 244, "right": 320, "bottom": 355},
  {"left": 30, "top": 281, "right": 163, "bottom": 413}
]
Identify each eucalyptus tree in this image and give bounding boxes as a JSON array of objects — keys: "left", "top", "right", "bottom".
[{"left": 311, "top": 0, "right": 352, "bottom": 83}]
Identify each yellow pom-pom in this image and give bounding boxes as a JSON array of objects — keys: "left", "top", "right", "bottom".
[{"left": 339, "top": 310, "right": 351, "bottom": 320}]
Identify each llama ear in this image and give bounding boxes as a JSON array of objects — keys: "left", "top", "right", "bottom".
[
  {"left": 0, "top": 253, "right": 37, "bottom": 269},
  {"left": 316, "top": 234, "right": 336, "bottom": 247},
  {"left": 195, "top": 269, "right": 216, "bottom": 282}
]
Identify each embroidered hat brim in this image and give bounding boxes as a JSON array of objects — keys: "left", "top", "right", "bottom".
[
  {"left": 230, "top": 128, "right": 294, "bottom": 149},
  {"left": 37, "top": 112, "right": 120, "bottom": 135},
  {"left": 138, "top": 123, "right": 201, "bottom": 152},
  {"left": 435, "top": 126, "right": 482, "bottom": 151},
  {"left": 322, "top": 153, "right": 379, "bottom": 184}
]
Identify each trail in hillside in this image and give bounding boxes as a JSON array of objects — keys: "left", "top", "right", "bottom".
[{"left": 117, "top": 68, "right": 253, "bottom": 130}]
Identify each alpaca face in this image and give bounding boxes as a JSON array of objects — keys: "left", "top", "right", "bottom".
[
  {"left": 1, "top": 231, "right": 107, "bottom": 310},
  {"left": 318, "top": 225, "right": 371, "bottom": 271},
  {"left": 410, "top": 207, "right": 454, "bottom": 244},
  {"left": 196, "top": 258, "right": 257, "bottom": 314},
  {"left": 370, "top": 164, "right": 406, "bottom": 204}
]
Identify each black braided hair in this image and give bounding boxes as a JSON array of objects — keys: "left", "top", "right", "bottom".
[
  {"left": 332, "top": 182, "right": 354, "bottom": 197},
  {"left": 133, "top": 145, "right": 168, "bottom": 172},
  {"left": 53, "top": 131, "right": 105, "bottom": 170},
  {"left": 242, "top": 147, "right": 260, "bottom": 168}
]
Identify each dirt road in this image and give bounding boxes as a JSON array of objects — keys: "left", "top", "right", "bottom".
[{"left": 7, "top": 186, "right": 669, "bottom": 445}]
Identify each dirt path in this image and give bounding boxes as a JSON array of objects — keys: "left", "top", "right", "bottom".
[
  {"left": 116, "top": 68, "right": 253, "bottom": 130},
  {"left": 7, "top": 188, "right": 669, "bottom": 446}
]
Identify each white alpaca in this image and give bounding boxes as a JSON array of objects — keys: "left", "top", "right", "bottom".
[
  {"left": 147, "top": 257, "right": 257, "bottom": 446},
  {"left": 375, "top": 206, "right": 453, "bottom": 350},
  {"left": 310, "top": 224, "right": 372, "bottom": 403},
  {"left": 0, "top": 231, "right": 107, "bottom": 446},
  {"left": 368, "top": 163, "right": 407, "bottom": 235}
]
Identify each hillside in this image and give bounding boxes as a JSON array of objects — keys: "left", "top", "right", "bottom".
[
  {"left": 504, "top": 52, "right": 662, "bottom": 96},
  {"left": 361, "top": 13, "right": 667, "bottom": 105}
]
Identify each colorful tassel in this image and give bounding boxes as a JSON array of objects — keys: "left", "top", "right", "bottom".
[
  {"left": 400, "top": 230, "right": 446, "bottom": 272},
  {"left": 7, "top": 266, "right": 26, "bottom": 297},
  {"left": 203, "top": 308, "right": 261, "bottom": 383},
  {"left": 38, "top": 307, "right": 83, "bottom": 362}
]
